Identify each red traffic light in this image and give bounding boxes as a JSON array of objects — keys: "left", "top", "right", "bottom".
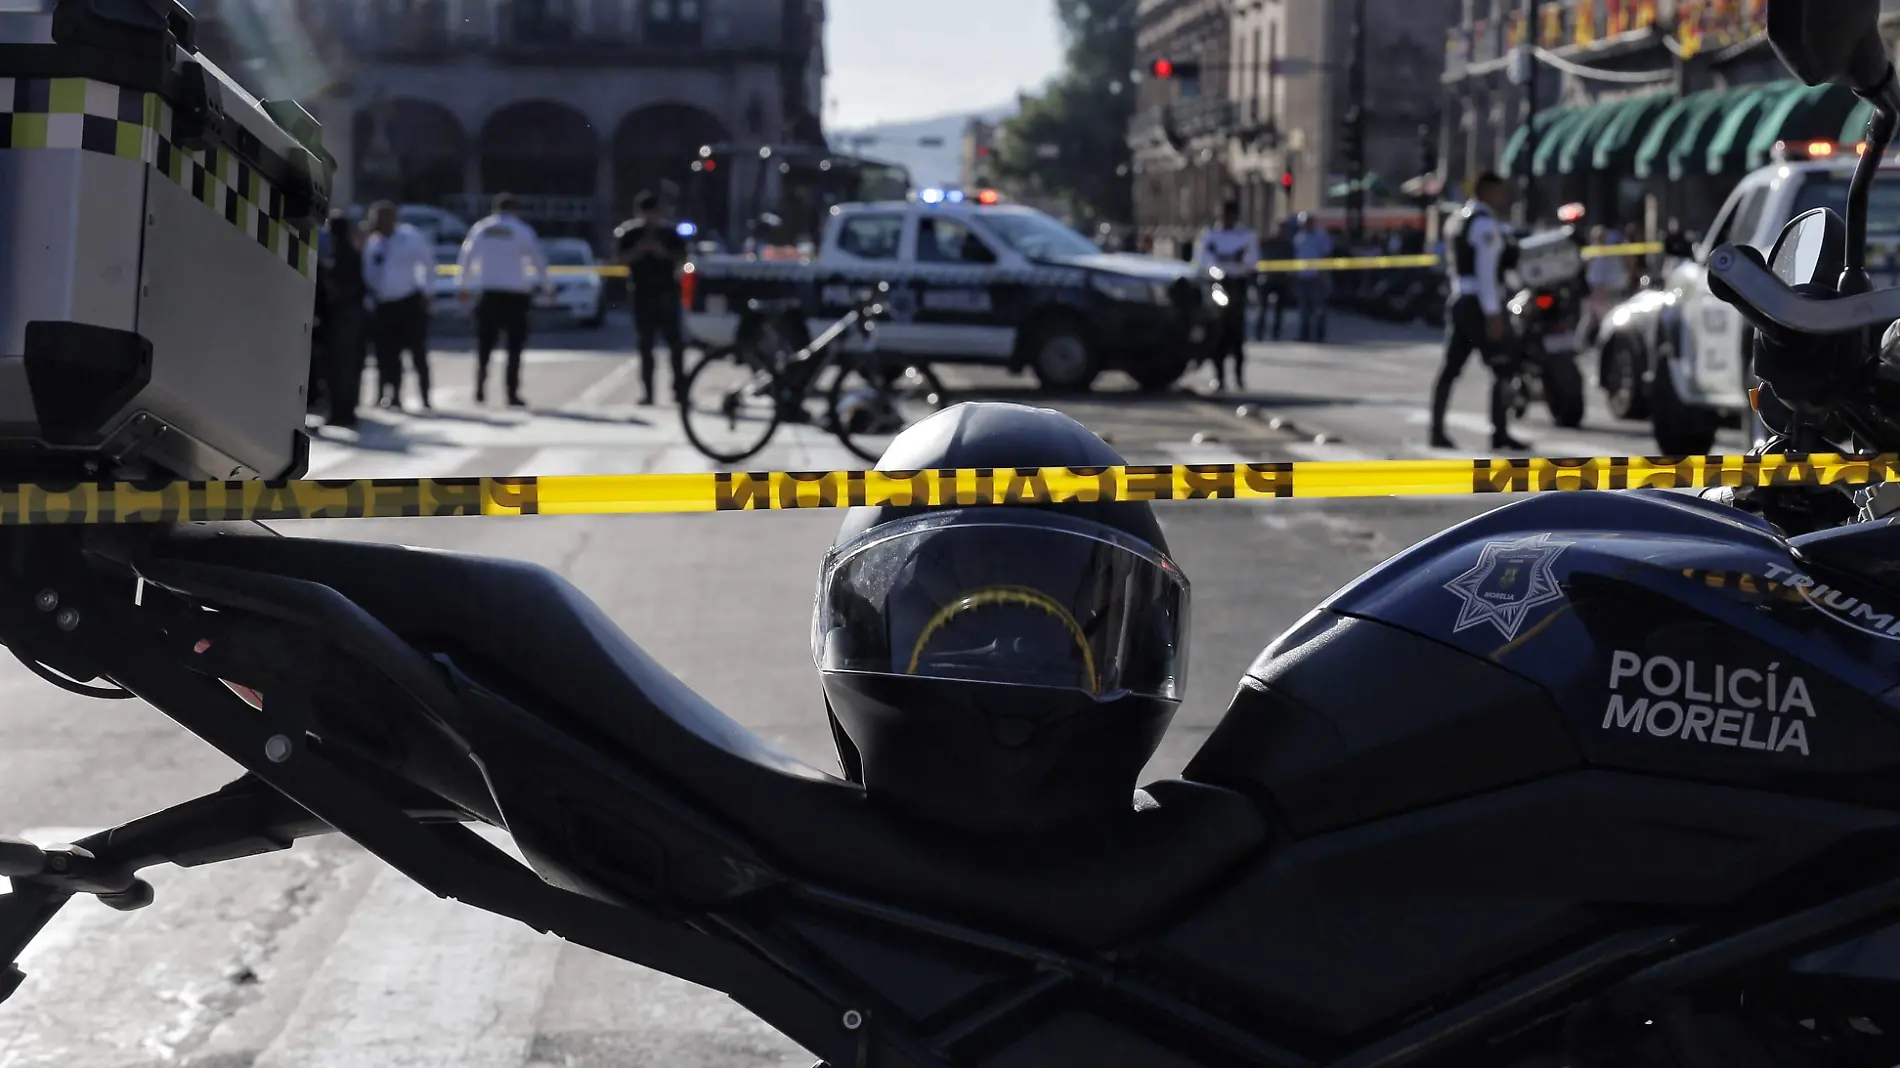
[
  {"left": 1151, "top": 58, "right": 1174, "bottom": 78},
  {"left": 1280, "top": 171, "right": 1294, "bottom": 189}
]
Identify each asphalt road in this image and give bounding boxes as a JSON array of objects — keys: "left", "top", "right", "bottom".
[{"left": 0, "top": 313, "right": 1749, "bottom": 1067}]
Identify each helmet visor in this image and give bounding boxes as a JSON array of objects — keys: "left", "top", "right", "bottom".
[{"left": 813, "top": 510, "right": 1190, "bottom": 701}]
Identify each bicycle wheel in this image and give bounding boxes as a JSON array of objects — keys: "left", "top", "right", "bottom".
[
  {"left": 827, "top": 356, "right": 947, "bottom": 463},
  {"left": 679, "top": 346, "right": 785, "bottom": 464}
]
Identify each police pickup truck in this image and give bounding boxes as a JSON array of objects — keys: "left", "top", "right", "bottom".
[
  {"left": 1595, "top": 141, "right": 1900, "bottom": 453},
  {"left": 683, "top": 197, "right": 1223, "bottom": 391}
]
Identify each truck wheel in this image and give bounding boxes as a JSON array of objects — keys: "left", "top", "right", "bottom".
[
  {"left": 1131, "top": 350, "right": 1191, "bottom": 392},
  {"left": 1028, "top": 322, "right": 1099, "bottom": 392},
  {"left": 1650, "top": 347, "right": 1720, "bottom": 456},
  {"left": 1542, "top": 353, "right": 1586, "bottom": 428},
  {"left": 1601, "top": 337, "right": 1650, "bottom": 421}
]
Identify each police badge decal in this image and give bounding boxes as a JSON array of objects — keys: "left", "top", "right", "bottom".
[{"left": 1443, "top": 533, "right": 1574, "bottom": 640}]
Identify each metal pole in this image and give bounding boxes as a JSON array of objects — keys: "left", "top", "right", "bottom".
[
  {"left": 1520, "top": 0, "right": 1539, "bottom": 226},
  {"left": 1347, "top": 0, "right": 1367, "bottom": 243}
]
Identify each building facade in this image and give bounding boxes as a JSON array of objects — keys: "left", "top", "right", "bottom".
[
  {"left": 1440, "top": 0, "right": 1900, "bottom": 238},
  {"left": 1130, "top": 0, "right": 1233, "bottom": 257},
  {"left": 1132, "top": 0, "right": 1460, "bottom": 255},
  {"left": 194, "top": 0, "right": 828, "bottom": 249}
]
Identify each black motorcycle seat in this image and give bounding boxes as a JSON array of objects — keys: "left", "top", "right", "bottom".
[{"left": 157, "top": 531, "right": 1268, "bottom": 949}]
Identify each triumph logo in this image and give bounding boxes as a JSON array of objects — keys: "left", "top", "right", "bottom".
[
  {"left": 1762, "top": 562, "right": 1900, "bottom": 640},
  {"left": 1443, "top": 533, "right": 1573, "bottom": 640}
]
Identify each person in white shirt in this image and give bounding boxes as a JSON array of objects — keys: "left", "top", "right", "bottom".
[
  {"left": 362, "top": 202, "right": 436, "bottom": 410},
  {"left": 1433, "top": 171, "right": 1527, "bottom": 452},
  {"left": 1191, "top": 199, "right": 1260, "bottom": 391},
  {"left": 458, "top": 193, "right": 553, "bottom": 407}
]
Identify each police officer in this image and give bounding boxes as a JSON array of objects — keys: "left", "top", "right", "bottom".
[
  {"left": 1192, "top": 198, "right": 1259, "bottom": 391},
  {"left": 458, "top": 193, "right": 553, "bottom": 407},
  {"left": 1431, "top": 171, "right": 1528, "bottom": 452}
]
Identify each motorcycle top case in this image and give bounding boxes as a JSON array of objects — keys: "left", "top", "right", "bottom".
[
  {"left": 0, "top": 0, "right": 334, "bottom": 481},
  {"left": 1512, "top": 224, "right": 1585, "bottom": 290}
]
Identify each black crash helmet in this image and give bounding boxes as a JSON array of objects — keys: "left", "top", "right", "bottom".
[{"left": 812, "top": 401, "right": 1190, "bottom": 836}]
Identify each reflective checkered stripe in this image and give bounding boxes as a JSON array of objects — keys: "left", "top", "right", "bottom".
[{"left": 0, "top": 76, "right": 314, "bottom": 278}]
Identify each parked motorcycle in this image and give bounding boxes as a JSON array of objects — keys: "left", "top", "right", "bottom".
[
  {"left": 1501, "top": 226, "right": 1589, "bottom": 429},
  {"left": 11, "top": 5, "right": 1900, "bottom": 1066}
]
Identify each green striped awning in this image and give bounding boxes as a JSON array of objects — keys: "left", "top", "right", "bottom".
[
  {"left": 1531, "top": 107, "right": 1591, "bottom": 176},
  {"left": 1705, "top": 82, "right": 1791, "bottom": 174},
  {"left": 1553, "top": 96, "right": 1630, "bottom": 174},
  {"left": 1746, "top": 82, "right": 1858, "bottom": 168},
  {"left": 1500, "top": 109, "right": 1566, "bottom": 177},
  {"left": 1592, "top": 92, "right": 1676, "bottom": 172},
  {"left": 1665, "top": 85, "right": 1753, "bottom": 181},
  {"left": 1633, "top": 93, "right": 1704, "bottom": 179}
]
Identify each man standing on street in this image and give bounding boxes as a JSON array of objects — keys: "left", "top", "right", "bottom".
[
  {"left": 316, "top": 210, "right": 366, "bottom": 429},
  {"left": 1191, "top": 198, "right": 1259, "bottom": 392},
  {"left": 458, "top": 193, "right": 552, "bottom": 408},
  {"left": 1291, "top": 213, "right": 1333, "bottom": 343},
  {"left": 613, "top": 191, "right": 689, "bottom": 405},
  {"left": 363, "top": 201, "right": 435, "bottom": 410},
  {"left": 1431, "top": 171, "right": 1527, "bottom": 453}
]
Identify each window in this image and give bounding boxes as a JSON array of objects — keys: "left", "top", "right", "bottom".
[
  {"left": 917, "top": 218, "right": 996, "bottom": 264},
  {"left": 645, "top": 0, "right": 701, "bottom": 45},
  {"left": 837, "top": 215, "right": 904, "bottom": 260},
  {"left": 979, "top": 210, "right": 1102, "bottom": 259},
  {"left": 1789, "top": 173, "right": 1900, "bottom": 236}
]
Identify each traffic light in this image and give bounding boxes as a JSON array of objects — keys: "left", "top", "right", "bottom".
[
  {"left": 1280, "top": 170, "right": 1294, "bottom": 192},
  {"left": 1145, "top": 58, "right": 1200, "bottom": 82},
  {"left": 1342, "top": 106, "right": 1366, "bottom": 170}
]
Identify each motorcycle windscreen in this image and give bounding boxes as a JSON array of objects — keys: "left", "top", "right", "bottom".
[{"left": 813, "top": 510, "right": 1190, "bottom": 701}]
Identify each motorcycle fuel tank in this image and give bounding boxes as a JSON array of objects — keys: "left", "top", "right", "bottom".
[
  {"left": 1211, "top": 487, "right": 1900, "bottom": 823},
  {"left": 1164, "top": 489, "right": 1900, "bottom": 1039}
]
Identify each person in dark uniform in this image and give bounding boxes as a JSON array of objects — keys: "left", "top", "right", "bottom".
[
  {"left": 613, "top": 191, "right": 689, "bottom": 405},
  {"left": 1431, "top": 171, "right": 1528, "bottom": 452},
  {"left": 1256, "top": 220, "right": 1295, "bottom": 341},
  {"left": 1192, "top": 199, "right": 1260, "bottom": 392},
  {"left": 316, "top": 210, "right": 366, "bottom": 429}
]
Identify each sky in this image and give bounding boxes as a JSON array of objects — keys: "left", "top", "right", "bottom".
[{"left": 823, "top": 0, "right": 1065, "bottom": 130}]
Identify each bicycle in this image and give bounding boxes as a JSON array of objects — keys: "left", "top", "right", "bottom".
[{"left": 679, "top": 284, "right": 947, "bottom": 464}]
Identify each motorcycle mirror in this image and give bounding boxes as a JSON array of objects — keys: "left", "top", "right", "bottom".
[
  {"left": 1768, "top": 0, "right": 1890, "bottom": 91},
  {"left": 1767, "top": 207, "right": 1847, "bottom": 290}
]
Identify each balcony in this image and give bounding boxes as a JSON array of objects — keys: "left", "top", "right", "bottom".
[
  {"left": 262, "top": 0, "right": 800, "bottom": 64},
  {"left": 1169, "top": 96, "right": 1233, "bottom": 140}
]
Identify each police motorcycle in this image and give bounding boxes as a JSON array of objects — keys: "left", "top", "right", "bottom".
[
  {"left": 20, "top": 3, "right": 1900, "bottom": 1067},
  {"left": 1500, "top": 225, "right": 1590, "bottom": 429}
]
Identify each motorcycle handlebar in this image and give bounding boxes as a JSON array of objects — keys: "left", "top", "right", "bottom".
[{"left": 1708, "top": 241, "right": 1900, "bottom": 337}]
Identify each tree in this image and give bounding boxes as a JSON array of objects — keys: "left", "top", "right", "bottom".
[{"left": 990, "top": 0, "right": 1136, "bottom": 227}]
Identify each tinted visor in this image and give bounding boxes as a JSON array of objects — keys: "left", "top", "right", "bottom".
[{"left": 813, "top": 510, "right": 1189, "bottom": 700}]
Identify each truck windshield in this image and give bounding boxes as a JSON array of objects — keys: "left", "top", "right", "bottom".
[
  {"left": 979, "top": 211, "right": 1102, "bottom": 259},
  {"left": 1788, "top": 173, "right": 1900, "bottom": 235}
]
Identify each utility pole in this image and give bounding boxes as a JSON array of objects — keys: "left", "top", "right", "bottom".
[
  {"left": 1519, "top": 0, "right": 1539, "bottom": 226},
  {"left": 1345, "top": 0, "right": 1367, "bottom": 243}
]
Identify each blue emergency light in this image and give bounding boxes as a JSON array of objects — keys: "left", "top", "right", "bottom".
[{"left": 677, "top": 221, "right": 699, "bottom": 237}]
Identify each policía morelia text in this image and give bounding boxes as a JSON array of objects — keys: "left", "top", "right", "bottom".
[{"left": 1603, "top": 650, "right": 1811, "bottom": 756}]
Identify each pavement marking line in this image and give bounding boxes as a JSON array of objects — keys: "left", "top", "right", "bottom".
[
  {"left": 252, "top": 856, "right": 563, "bottom": 1068},
  {"left": 569, "top": 357, "right": 643, "bottom": 410}
]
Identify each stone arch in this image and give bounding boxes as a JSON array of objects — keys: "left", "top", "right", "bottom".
[
  {"left": 613, "top": 102, "right": 731, "bottom": 236},
  {"left": 479, "top": 99, "right": 599, "bottom": 199},
  {"left": 353, "top": 97, "right": 466, "bottom": 205}
]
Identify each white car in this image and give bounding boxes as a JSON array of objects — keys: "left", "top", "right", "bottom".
[
  {"left": 429, "top": 238, "right": 605, "bottom": 330},
  {"left": 539, "top": 237, "right": 605, "bottom": 329}
]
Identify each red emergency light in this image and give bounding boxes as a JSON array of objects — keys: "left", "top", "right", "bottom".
[{"left": 1151, "top": 59, "right": 1175, "bottom": 78}]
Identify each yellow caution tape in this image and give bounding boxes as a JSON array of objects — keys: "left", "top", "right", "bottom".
[
  {"left": 436, "top": 264, "right": 627, "bottom": 278},
  {"left": 0, "top": 453, "right": 1890, "bottom": 525},
  {"left": 425, "top": 243, "right": 1667, "bottom": 281},
  {"left": 1250, "top": 242, "right": 1666, "bottom": 274}
]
